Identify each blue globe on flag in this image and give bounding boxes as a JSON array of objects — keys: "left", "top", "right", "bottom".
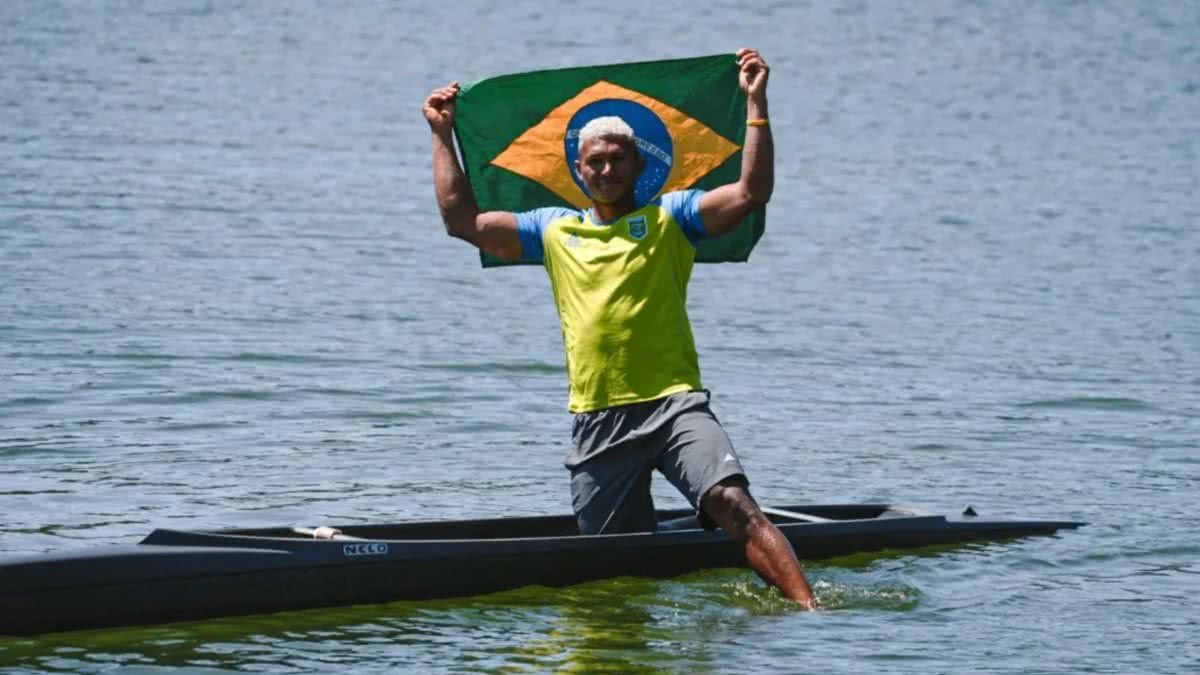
[{"left": 564, "top": 98, "right": 673, "bottom": 208}]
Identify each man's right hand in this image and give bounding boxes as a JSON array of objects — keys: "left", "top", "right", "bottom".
[
  {"left": 424, "top": 82, "right": 461, "bottom": 134},
  {"left": 427, "top": 79, "right": 523, "bottom": 261}
]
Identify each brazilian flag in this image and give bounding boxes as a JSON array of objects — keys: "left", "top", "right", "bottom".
[{"left": 454, "top": 53, "right": 764, "bottom": 268}]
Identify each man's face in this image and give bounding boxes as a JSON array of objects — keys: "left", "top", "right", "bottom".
[{"left": 575, "top": 136, "right": 645, "bottom": 205}]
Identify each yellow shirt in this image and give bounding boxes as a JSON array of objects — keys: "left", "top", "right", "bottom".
[{"left": 516, "top": 190, "right": 708, "bottom": 413}]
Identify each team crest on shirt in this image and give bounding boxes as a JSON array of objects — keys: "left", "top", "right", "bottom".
[{"left": 627, "top": 216, "right": 648, "bottom": 240}]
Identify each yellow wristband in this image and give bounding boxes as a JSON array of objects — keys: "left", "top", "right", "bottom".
[{"left": 747, "top": 118, "right": 769, "bottom": 127}]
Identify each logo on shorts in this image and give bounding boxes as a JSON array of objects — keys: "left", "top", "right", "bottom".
[
  {"left": 723, "top": 453, "right": 737, "bottom": 463},
  {"left": 628, "top": 216, "right": 648, "bottom": 240}
]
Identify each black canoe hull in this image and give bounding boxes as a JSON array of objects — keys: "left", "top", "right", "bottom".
[{"left": 0, "top": 504, "right": 1083, "bottom": 636}]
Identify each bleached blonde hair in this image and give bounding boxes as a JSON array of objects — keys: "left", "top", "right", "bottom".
[{"left": 577, "top": 116, "right": 636, "bottom": 155}]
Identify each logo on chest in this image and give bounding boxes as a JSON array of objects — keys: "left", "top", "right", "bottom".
[{"left": 627, "top": 216, "right": 648, "bottom": 240}]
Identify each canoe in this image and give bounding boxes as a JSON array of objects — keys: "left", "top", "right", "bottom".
[{"left": 0, "top": 503, "right": 1082, "bottom": 636}]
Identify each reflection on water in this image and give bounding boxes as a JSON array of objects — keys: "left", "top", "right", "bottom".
[
  {"left": 0, "top": 561, "right": 934, "bottom": 673},
  {"left": 501, "top": 584, "right": 673, "bottom": 673}
]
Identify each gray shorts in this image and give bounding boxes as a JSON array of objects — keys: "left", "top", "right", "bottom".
[{"left": 567, "top": 390, "right": 748, "bottom": 534}]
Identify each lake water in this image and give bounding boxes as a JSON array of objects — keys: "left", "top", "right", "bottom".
[{"left": 1, "top": 0, "right": 1198, "bottom": 672}]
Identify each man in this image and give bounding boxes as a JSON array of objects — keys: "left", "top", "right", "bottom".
[{"left": 423, "top": 48, "right": 816, "bottom": 608}]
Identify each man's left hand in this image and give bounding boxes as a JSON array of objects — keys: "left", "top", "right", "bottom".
[{"left": 736, "top": 48, "right": 769, "bottom": 101}]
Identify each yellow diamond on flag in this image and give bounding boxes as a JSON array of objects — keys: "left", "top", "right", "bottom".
[{"left": 491, "top": 81, "right": 741, "bottom": 209}]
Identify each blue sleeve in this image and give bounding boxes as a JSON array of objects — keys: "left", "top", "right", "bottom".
[
  {"left": 516, "top": 207, "right": 578, "bottom": 262},
  {"left": 514, "top": 208, "right": 553, "bottom": 263},
  {"left": 660, "top": 189, "right": 707, "bottom": 246}
]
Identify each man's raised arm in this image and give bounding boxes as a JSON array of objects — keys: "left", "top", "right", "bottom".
[
  {"left": 425, "top": 82, "right": 523, "bottom": 260},
  {"left": 697, "top": 49, "right": 774, "bottom": 237}
]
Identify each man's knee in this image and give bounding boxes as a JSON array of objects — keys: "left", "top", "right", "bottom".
[{"left": 701, "top": 477, "right": 764, "bottom": 536}]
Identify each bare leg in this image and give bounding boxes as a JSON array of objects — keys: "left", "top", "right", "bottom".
[{"left": 701, "top": 479, "right": 816, "bottom": 608}]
